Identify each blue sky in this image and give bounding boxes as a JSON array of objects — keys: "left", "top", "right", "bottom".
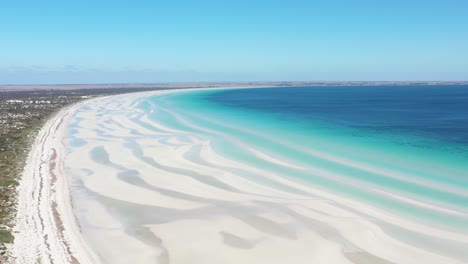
[{"left": 1, "top": 0, "right": 467, "bottom": 84}]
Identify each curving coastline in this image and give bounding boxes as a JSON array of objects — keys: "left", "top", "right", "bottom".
[{"left": 11, "top": 88, "right": 468, "bottom": 264}]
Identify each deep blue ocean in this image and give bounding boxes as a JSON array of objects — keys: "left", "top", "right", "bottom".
[{"left": 207, "top": 85, "right": 468, "bottom": 146}]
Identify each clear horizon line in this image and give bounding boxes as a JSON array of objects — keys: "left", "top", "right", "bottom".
[{"left": 1, "top": 80, "right": 468, "bottom": 87}]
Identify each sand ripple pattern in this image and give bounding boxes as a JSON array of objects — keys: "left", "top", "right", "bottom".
[{"left": 24, "top": 89, "right": 468, "bottom": 264}]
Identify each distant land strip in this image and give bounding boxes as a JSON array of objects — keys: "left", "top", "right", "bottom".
[{"left": 1, "top": 81, "right": 468, "bottom": 92}]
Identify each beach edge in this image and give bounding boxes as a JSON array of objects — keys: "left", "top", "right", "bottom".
[{"left": 9, "top": 99, "right": 101, "bottom": 263}]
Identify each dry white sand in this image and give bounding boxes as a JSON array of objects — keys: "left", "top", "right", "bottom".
[
  {"left": 11, "top": 88, "right": 468, "bottom": 264},
  {"left": 11, "top": 102, "right": 101, "bottom": 263}
]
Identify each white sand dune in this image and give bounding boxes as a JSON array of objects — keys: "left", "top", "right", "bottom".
[{"left": 11, "top": 88, "right": 468, "bottom": 264}]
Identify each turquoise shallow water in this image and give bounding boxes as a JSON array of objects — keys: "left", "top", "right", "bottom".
[{"left": 141, "top": 86, "right": 468, "bottom": 233}]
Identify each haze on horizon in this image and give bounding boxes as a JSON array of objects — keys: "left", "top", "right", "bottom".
[{"left": 1, "top": 0, "right": 468, "bottom": 85}]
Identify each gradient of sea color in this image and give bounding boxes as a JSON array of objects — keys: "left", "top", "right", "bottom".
[
  {"left": 153, "top": 86, "right": 468, "bottom": 229},
  {"left": 65, "top": 86, "right": 468, "bottom": 263},
  {"left": 146, "top": 87, "right": 468, "bottom": 241}
]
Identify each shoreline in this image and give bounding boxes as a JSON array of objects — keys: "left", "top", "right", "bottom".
[
  {"left": 10, "top": 87, "right": 468, "bottom": 263},
  {"left": 10, "top": 100, "right": 100, "bottom": 263},
  {"left": 9, "top": 87, "right": 239, "bottom": 263}
]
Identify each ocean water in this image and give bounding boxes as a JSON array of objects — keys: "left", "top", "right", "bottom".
[
  {"left": 146, "top": 86, "right": 468, "bottom": 232},
  {"left": 64, "top": 85, "right": 468, "bottom": 263}
]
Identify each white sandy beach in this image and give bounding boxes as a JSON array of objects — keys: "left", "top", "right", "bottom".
[
  {"left": 11, "top": 101, "right": 101, "bottom": 263},
  {"left": 10, "top": 88, "right": 468, "bottom": 264}
]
